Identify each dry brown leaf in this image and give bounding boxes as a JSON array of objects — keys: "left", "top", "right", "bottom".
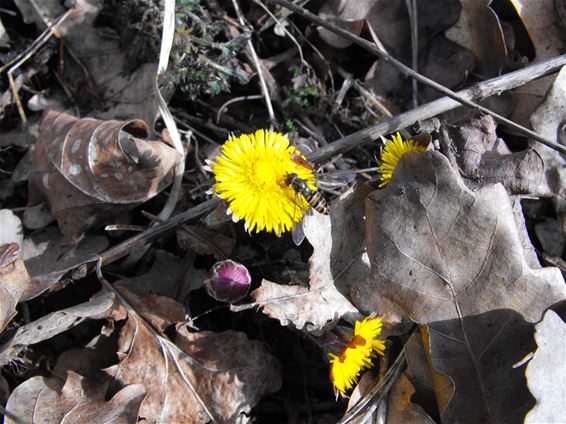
[
  {"left": 28, "top": 110, "right": 181, "bottom": 244},
  {"left": 5, "top": 372, "right": 145, "bottom": 424},
  {"left": 404, "top": 328, "right": 451, "bottom": 419},
  {"left": 357, "top": 151, "right": 565, "bottom": 323},
  {"left": 105, "top": 290, "right": 281, "bottom": 423},
  {"left": 251, "top": 187, "right": 366, "bottom": 331},
  {"left": 439, "top": 115, "right": 544, "bottom": 194},
  {"left": 0, "top": 243, "right": 31, "bottom": 332},
  {"left": 429, "top": 310, "right": 536, "bottom": 422},
  {"left": 115, "top": 249, "right": 207, "bottom": 301},
  {"left": 509, "top": 0, "right": 566, "bottom": 126},
  {"left": 0, "top": 291, "right": 115, "bottom": 366},
  {"left": 23, "top": 227, "right": 108, "bottom": 297},
  {"left": 316, "top": 0, "right": 375, "bottom": 49},
  {"left": 445, "top": 0, "right": 507, "bottom": 77},
  {"left": 525, "top": 310, "right": 566, "bottom": 423},
  {"left": 387, "top": 372, "right": 436, "bottom": 424},
  {"left": 0, "top": 209, "right": 23, "bottom": 247},
  {"left": 53, "top": 1, "right": 160, "bottom": 123},
  {"left": 530, "top": 65, "right": 566, "bottom": 198}
]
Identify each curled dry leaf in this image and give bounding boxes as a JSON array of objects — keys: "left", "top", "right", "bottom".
[
  {"left": 0, "top": 243, "right": 31, "bottom": 333},
  {"left": 357, "top": 151, "right": 565, "bottom": 324},
  {"left": 28, "top": 110, "right": 181, "bottom": 244},
  {"left": 5, "top": 372, "right": 146, "bottom": 424},
  {"left": 316, "top": 0, "right": 375, "bottom": 49},
  {"left": 252, "top": 187, "right": 367, "bottom": 332},
  {"left": 0, "top": 209, "right": 23, "bottom": 247},
  {"left": 105, "top": 291, "right": 281, "bottom": 422},
  {"left": 525, "top": 310, "right": 566, "bottom": 423},
  {"left": 439, "top": 115, "right": 544, "bottom": 194}
]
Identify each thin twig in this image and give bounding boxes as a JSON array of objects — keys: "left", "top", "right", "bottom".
[
  {"left": 266, "top": 0, "right": 566, "bottom": 155},
  {"left": 231, "top": 0, "right": 276, "bottom": 126},
  {"left": 405, "top": 0, "right": 419, "bottom": 108},
  {"left": 216, "top": 94, "right": 263, "bottom": 123},
  {"left": 308, "top": 54, "right": 566, "bottom": 163}
]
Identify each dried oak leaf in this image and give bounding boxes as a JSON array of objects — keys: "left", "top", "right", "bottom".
[
  {"left": 0, "top": 243, "right": 31, "bottom": 333},
  {"left": 356, "top": 151, "right": 565, "bottom": 323},
  {"left": 251, "top": 187, "right": 366, "bottom": 332},
  {"left": 439, "top": 115, "right": 543, "bottom": 194},
  {"left": 28, "top": 110, "right": 181, "bottom": 244},
  {"left": 105, "top": 290, "right": 281, "bottom": 423},
  {"left": 525, "top": 310, "right": 566, "bottom": 423},
  {"left": 355, "top": 151, "right": 566, "bottom": 422},
  {"left": 5, "top": 371, "right": 145, "bottom": 424}
]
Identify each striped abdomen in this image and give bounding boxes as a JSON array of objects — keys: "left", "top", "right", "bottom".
[{"left": 287, "top": 173, "right": 329, "bottom": 215}]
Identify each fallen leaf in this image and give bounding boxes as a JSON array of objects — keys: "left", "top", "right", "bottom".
[
  {"left": 358, "top": 151, "right": 566, "bottom": 323},
  {"left": 22, "top": 227, "right": 108, "bottom": 297},
  {"left": 0, "top": 243, "right": 31, "bottom": 332},
  {"left": 429, "top": 309, "right": 536, "bottom": 423},
  {"left": 525, "top": 310, "right": 566, "bottom": 423},
  {"left": 387, "top": 372, "right": 436, "bottom": 423},
  {"left": 0, "top": 291, "right": 115, "bottom": 366},
  {"left": 509, "top": 0, "right": 566, "bottom": 126},
  {"left": 252, "top": 187, "right": 366, "bottom": 331},
  {"left": 535, "top": 219, "right": 565, "bottom": 257},
  {"left": 316, "top": 0, "right": 375, "bottom": 49},
  {"left": 529, "top": 65, "right": 566, "bottom": 198},
  {"left": 5, "top": 372, "right": 145, "bottom": 424},
  {"left": 28, "top": 110, "right": 181, "bottom": 243},
  {"left": 54, "top": 1, "right": 160, "bottom": 123},
  {"left": 445, "top": 0, "right": 507, "bottom": 77},
  {"left": 104, "top": 293, "right": 282, "bottom": 422},
  {"left": 115, "top": 249, "right": 207, "bottom": 301},
  {"left": 439, "top": 115, "right": 544, "bottom": 194}
]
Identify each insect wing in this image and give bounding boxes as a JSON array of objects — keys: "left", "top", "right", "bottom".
[
  {"left": 292, "top": 218, "right": 306, "bottom": 246},
  {"left": 290, "top": 152, "right": 316, "bottom": 171},
  {"left": 316, "top": 169, "right": 356, "bottom": 191}
]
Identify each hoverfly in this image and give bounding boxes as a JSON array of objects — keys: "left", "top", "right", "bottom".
[
  {"left": 287, "top": 152, "right": 333, "bottom": 245},
  {"left": 287, "top": 152, "right": 330, "bottom": 215}
]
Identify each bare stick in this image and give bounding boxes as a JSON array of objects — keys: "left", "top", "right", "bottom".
[
  {"left": 266, "top": 0, "right": 566, "bottom": 155},
  {"left": 308, "top": 54, "right": 566, "bottom": 163},
  {"left": 231, "top": 0, "right": 276, "bottom": 126}
]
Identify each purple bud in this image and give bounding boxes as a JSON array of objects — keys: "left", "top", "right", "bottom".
[{"left": 204, "top": 260, "right": 251, "bottom": 303}]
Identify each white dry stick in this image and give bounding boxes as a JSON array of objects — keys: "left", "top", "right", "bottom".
[{"left": 231, "top": 0, "right": 276, "bottom": 126}]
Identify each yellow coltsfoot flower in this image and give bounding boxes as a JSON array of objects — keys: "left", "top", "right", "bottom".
[
  {"left": 329, "top": 316, "right": 386, "bottom": 397},
  {"left": 212, "top": 129, "right": 317, "bottom": 235},
  {"left": 378, "top": 132, "right": 426, "bottom": 187}
]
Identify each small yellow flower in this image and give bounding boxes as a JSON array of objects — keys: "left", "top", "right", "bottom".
[
  {"left": 378, "top": 132, "right": 425, "bottom": 187},
  {"left": 329, "top": 316, "right": 386, "bottom": 397},
  {"left": 212, "top": 129, "right": 317, "bottom": 235}
]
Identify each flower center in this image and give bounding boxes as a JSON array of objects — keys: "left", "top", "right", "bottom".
[{"left": 250, "top": 157, "right": 284, "bottom": 191}]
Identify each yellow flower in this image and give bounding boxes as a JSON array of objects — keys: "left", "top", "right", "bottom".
[
  {"left": 378, "top": 132, "right": 425, "bottom": 187},
  {"left": 212, "top": 129, "right": 317, "bottom": 235},
  {"left": 329, "top": 316, "right": 386, "bottom": 397}
]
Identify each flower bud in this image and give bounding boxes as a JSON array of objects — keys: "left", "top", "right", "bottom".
[{"left": 204, "top": 260, "right": 251, "bottom": 303}]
